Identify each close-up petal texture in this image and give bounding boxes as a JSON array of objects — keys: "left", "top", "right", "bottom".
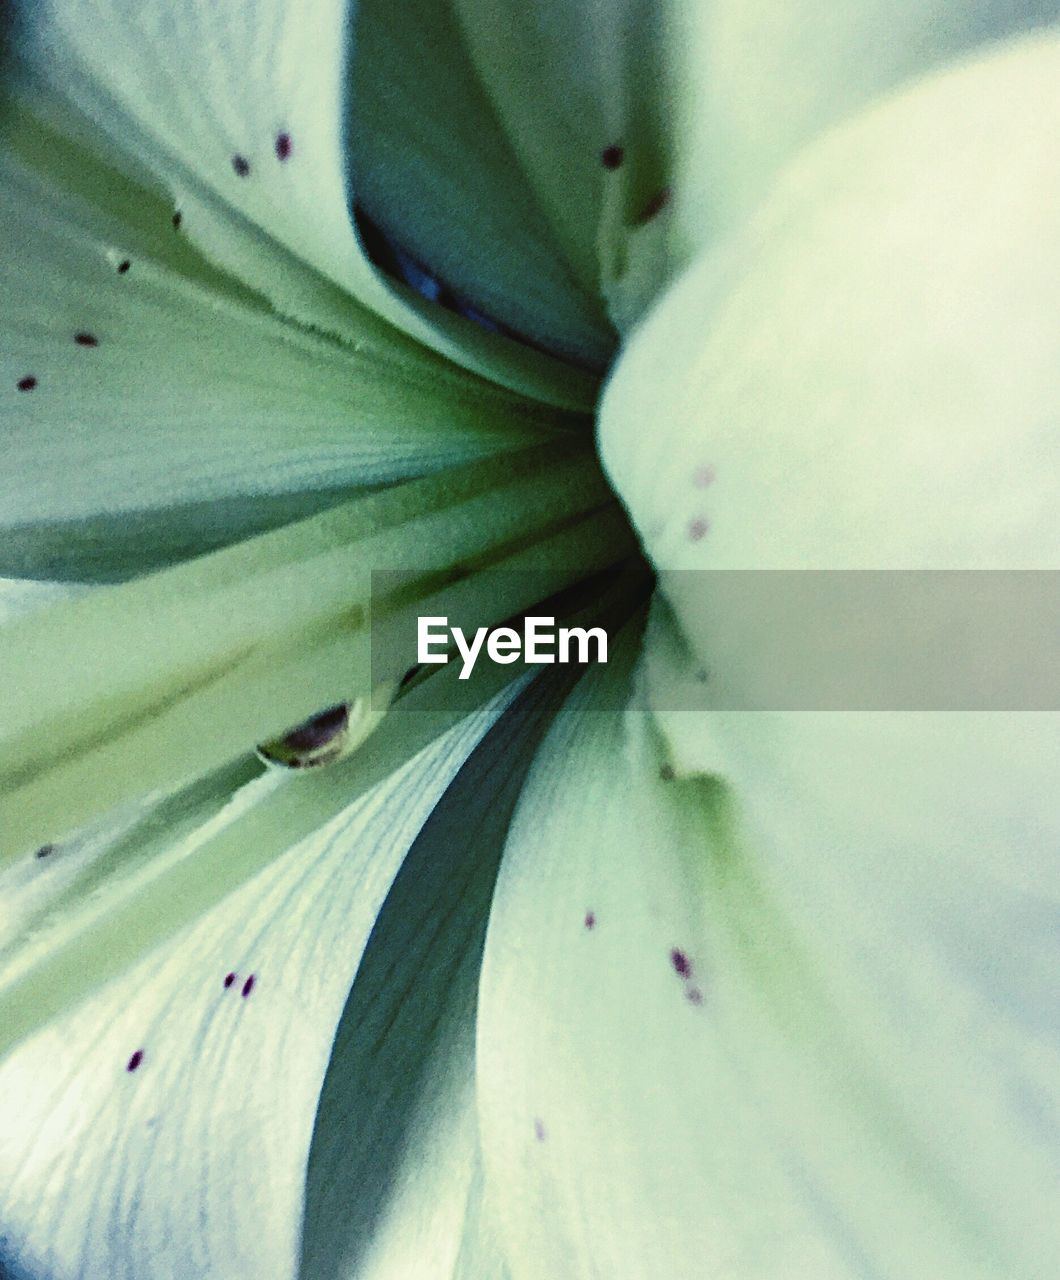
[{"left": 0, "top": 2, "right": 1056, "bottom": 1279}]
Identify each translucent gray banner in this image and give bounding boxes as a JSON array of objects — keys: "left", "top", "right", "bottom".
[{"left": 371, "top": 570, "right": 1058, "bottom": 711}]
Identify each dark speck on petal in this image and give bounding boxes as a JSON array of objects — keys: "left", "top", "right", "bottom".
[
  {"left": 232, "top": 154, "right": 251, "bottom": 177},
  {"left": 117, "top": 259, "right": 131, "bottom": 274},
  {"left": 241, "top": 974, "right": 256, "bottom": 998},
  {"left": 659, "top": 763, "right": 675, "bottom": 782},
  {"left": 600, "top": 144, "right": 624, "bottom": 170},
  {"left": 534, "top": 1118, "right": 547, "bottom": 1142},
  {"left": 35, "top": 843, "right": 56, "bottom": 859},
  {"left": 16, "top": 376, "right": 37, "bottom": 392},
  {"left": 258, "top": 703, "right": 350, "bottom": 770},
  {"left": 223, "top": 972, "right": 236, "bottom": 989},
  {"left": 275, "top": 131, "right": 293, "bottom": 161},
  {"left": 172, "top": 211, "right": 183, "bottom": 229},
  {"left": 126, "top": 1049, "right": 145, "bottom": 1073},
  {"left": 74, "top": 332, "right": 99, "bottom": 347},
  {"left": 584, "top": 910, "right": 596, "bottom": 930},
  {"left": 670, "top": 948, "right": 693, "bottom": 979}
]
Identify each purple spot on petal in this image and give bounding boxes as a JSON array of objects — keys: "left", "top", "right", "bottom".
[
  {"left": 126, "top": 1049, "right": 144, "bottom": 1073},
  {"left": 275, "top": 131, "right": 293, "bottom": 161},
  {"left": 686, "top": 986, "right": 704, "bottom": 1006},
  {"left": 693, "top": 465, "right": 716, "bottom": 489},
  {"left": 670, "top": 948, "right": 693, "bottom": 979},
  {"left": 259, "top": 703, "right": 350, "bottom": 769},
  {"left": 75, "top": 332, "right": 99, "bottom": 347},
  {"left": 223, "top": 972, "right": 236, "bottom": 989},
  {"left": 534, "top": 1118, "right": 547, "bottom": 1142},
  {"left": 117, "top": 259, "right": 131, "bottom": 274},
  {"left": 688, "top": 517, "right": 709, "bottom": 542},
  {"left": 241, "top": 974, "right": 256, "bottom": 998},
  {"left": 584, "top": 911, "right": 596, "bottom": 931},
  {"left": 232, "top": 154, "right": 251, "bottom": 177},
  {"left": 600, "top": 144, "right": 624, "bottom": 170},
  {"left": 17, "top": 376, "right": 37, "bottom": 392}
]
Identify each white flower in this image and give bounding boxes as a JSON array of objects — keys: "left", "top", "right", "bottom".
[{"left": 0, "top": 2, "right": 1057, "bottom": 1278}]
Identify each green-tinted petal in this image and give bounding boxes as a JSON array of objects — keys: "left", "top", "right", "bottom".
[
  {"left": 0, "top": 94, "right": 577, "bottom": 581},
  {"left": 666, "top": 0, "right": 1057, "bottom": 260},
  {"left": 0, "top": 700, "right": 503, "bottom": 1280},
  {"left": 476, "top": 627, "right": 1060, "bottom": 1280},
  {"left": 476, "top": 630, "right": 823, "bottom": 1280},
  {"left": 574, "top": 39, "right": 1060, "bottom": 1277},
  {"left": 452, "top": 0, "right": 675, "bottom": 332},
  {"left": 0, "top": 442, "right": 628, "bottom": 859},
  {"left": 0, "top": 656, "right": 526, "bottom": 1060},
  {"left": 301, "top": 675, "right": 562, "bottom": 1279},
  {"left": 351, "top": 0, "right": 613, "bottom": 368},
  {"left": 450, "top": 0, "right": 607, "bottom": 293},
  {"left": 601, "top": 31, "right": 1059, "bottom": 579},
  {"left": 11, "top": 1, "right": 593, "bottom": 406}
]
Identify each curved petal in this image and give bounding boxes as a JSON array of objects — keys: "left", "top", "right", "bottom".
[
  {"left": 350, "top": 0, "right": 613, "bottom": 368},
  {"left": 9, "top": 1, "right": 594, "bottom": 406},
  {"left": 667, "top": 0, "right": 1058, "bottom": 259},
  {"left": 452, "top": 0, "right": 676, "bottom": 332},
  {"left": 0, "top": 92, "right": 576, "bottom": 582},
  {"left": 600, "top": 31, "right": 1060, "bottom": 578},
  {"left": 300, "top": 674, "right": 565, "bottom": 1279},
  {"left": 476, "top": 627, "right": 1060, "bottom": 1280},
  {"left": 0, "top": 695, "right": 506, "bottom": 1280}
]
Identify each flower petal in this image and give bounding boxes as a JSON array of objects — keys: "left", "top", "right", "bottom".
[
  {"left": 476, "top": 627, "right": 1060, "bottom": 1279},
  {"left": 0, "top": 695, "right": 506, "bottom": 1280},
  {"left": 350, "top": 0, "right": 613, "bottom": 368},
  {"left": 600, "top": 30, "right": 1060, "bottom": 578},
  {"left": 667, "top": 0, "right": 1056, "bottom": 260},
  {"left": 515, "top": 38, "right": 1060, "bottom": 1277},
  {"left": 452, "top": 0, "right": 675, "bottom": 332},
  {"left": 301, "top": 673, "right": 565, "bottom": 1279},
  {"left": 0, "top": 95, "right": 578, "bottom": 581},
  {"left": 10, "top": 2, "right": 594, "bottom": 406}
]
